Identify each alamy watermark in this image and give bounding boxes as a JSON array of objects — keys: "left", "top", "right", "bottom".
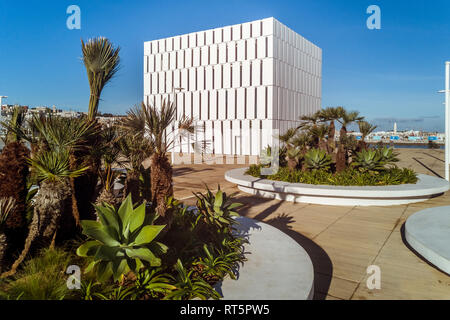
[
  {"left": 66, "top": 5, "right": 81, "bottom": 30},
  {"left": 366, "top": 265, "right": 381, "bottom": 290},
  {"left": 66, "top": 265, "right": 81, "bottom": 290},
  {"left": 366, "top": 5, "right": 381, "bottom": 30}
]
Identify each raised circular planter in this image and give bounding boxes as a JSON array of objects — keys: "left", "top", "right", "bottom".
[
  {"left": 215, "top": 216, "right": 314, "bottom": 300},
  {"left": 405, "top": 206, "right": 450, "bottom": 275},
  {"left": 225, "top": 167, "right": 450, "bottom": 206}
]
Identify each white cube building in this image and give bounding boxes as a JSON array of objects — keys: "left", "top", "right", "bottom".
[{"left": 143, "top": 17, "right": 322, "bottom": 157}]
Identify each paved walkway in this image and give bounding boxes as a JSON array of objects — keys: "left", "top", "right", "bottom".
[{"left": 172, "top": 148, "right": 450, "bottom": 300}]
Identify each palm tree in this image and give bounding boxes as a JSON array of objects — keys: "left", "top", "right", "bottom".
[
  {"left": 298, "top": 111, "right": 322, "bottom": 148},
  {"left": 357, "top": 121, "right": 377, "bottom": 151},
  {"left": 120, "top": 100, "right": 195, "bottom": 229},
  {"left": 72, "top": 37, "right": 120, "bottom": 222},
  {"left": 308, "top": 123, "right": 329, "bottom": 152},
  {"left": 319, "top": 107, "right": 344, "bottom": 155},
  {"left": 0, "top": 107, "right": 30, "bottom": 231},
  {"left": 81, "top": 37, "right": 120, "bottom": 121},
  {"left": 117, "top": 124, "right": 153, "bottom": 204},
  {"left": 278, "top": 128, "right": 299, "bottom": 171},
  {"left": 95, "top": 126, "right": 123, "bottom": 207},
  {"left": 31, "top": 115, "right": 97, "bottom": 226},
  {"left": 335, "top": 110, "right": 364, "bottom": 172},
  {"left": 291, "top": 132, "right": 311, "bottom": 171},
  {"left": 1, "top": 150, "right": 87, "bottom": 278},
  {"left": 0, "top": 197, "right": 16, "bottom": 273}
]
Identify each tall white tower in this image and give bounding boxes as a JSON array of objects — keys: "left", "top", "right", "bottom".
[{"left": 394, "top": 122, "right": 397, "bottom": 134}]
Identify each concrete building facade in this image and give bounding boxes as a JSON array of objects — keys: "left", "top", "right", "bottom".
[{"left": 143, "top": 17, "right": 322, "bottom": 157}]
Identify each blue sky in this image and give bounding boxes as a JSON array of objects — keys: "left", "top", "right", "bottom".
[{"left": 0, "top": 0, "right": 449, "bottom": 131}]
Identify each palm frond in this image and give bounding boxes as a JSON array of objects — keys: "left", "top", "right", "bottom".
[
  {"left": 28, "top": 150, "right": 88, "bottom": 183},
  {"left": 81, "top": 37, "right": 120, "bottom": 120}
]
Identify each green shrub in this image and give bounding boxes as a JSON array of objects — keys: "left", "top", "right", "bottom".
[
  {"left": 76, "top": 194, "right": 168, "bottom": 283},
  {"left": 163, "top": 259, "right": 221, "bottom": 300},
  {"left": 246, "top": 166, "right": 418, "bottom": 186},
  {"left": 0, "top": 248, "right": 72, "bottom": 300}
]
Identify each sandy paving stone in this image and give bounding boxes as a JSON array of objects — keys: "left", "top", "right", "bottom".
[{"left": 170, "top": 149, "right": 450, "bottom": 299}]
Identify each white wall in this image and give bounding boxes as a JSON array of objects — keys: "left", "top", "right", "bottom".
[{"left": 144, "top": 17, "right": 322, "bottom": 156}]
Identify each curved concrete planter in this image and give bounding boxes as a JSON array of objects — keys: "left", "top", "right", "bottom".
[
  {"left": 215, "top": 216, "right": 315, "bottom": 300},
  {"left": 225, "top": 168, "right": 450, "bottom": 206},
  {"left": 405, "top": 206, "right": 450, "bottom": 275}
]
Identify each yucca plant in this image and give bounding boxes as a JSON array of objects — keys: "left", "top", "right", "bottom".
[
  {"left": 304, "top": 148, "right": 332, "bottom": 171},
  {"left": 193, "top": 186, "right": 242, "bottom": 231},
  {"left": 0, "top": 197, "right": 16, "bottom": 272},
  {"left": 352, "top": 149, "right": 385, "bottom": 173},
  {"left": 163, "top": 259, "right": 221, "bottom": 300},
  {"left": 76, "top": 195, "right": 167, "bottom": 283},
  {"left": 1, "top": 150, "right": 88, "bottom": 278}
]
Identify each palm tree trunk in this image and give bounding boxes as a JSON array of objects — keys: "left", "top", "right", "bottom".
[
  {"left": 328, "top": 121, "right": 336, "bottom": 154},
  {"left": 1, "top": 179, "right": 71, "bottom": 278},
  {"left": 123, "top": 170, "right": 141, "bottom": 204},
  {"left": 336, "top": 127, "right": 347, "bottom": 172},
  {"left": 287, "top": 158, "right": 297, "bottom": 171},
  {"left": 0, "top": 142, "right": 30, "bottom": 230},
  {"left": 319, "top": 139, "right": 328, "bottom": 152},
  {"left": 150, "top": 153, "right": 173, "bottom": 228},
  {"left": 96, "top": 188, "right": 119, "bottom": 208}
]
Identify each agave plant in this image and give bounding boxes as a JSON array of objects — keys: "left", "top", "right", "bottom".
[
  {"left": 193, "top": 185, "right": 242, "bottom": 231},
  {"left": 163, "top": 259, "right": 221, "bottom": 300},
  {"left": 378, "top": 146, "right": 399, "bottom": 167},
  {"left": 304, "top": 148, "right": 332, "bottom": 171},
  {"left": 0, "top": 197, "right": 16, "bottom": 272},
  {"left": 352, "top": 149, "right": 386, "bottom": 172},
  {"left": 76, "top": 195, "right": 167, "bottom": 283}
]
